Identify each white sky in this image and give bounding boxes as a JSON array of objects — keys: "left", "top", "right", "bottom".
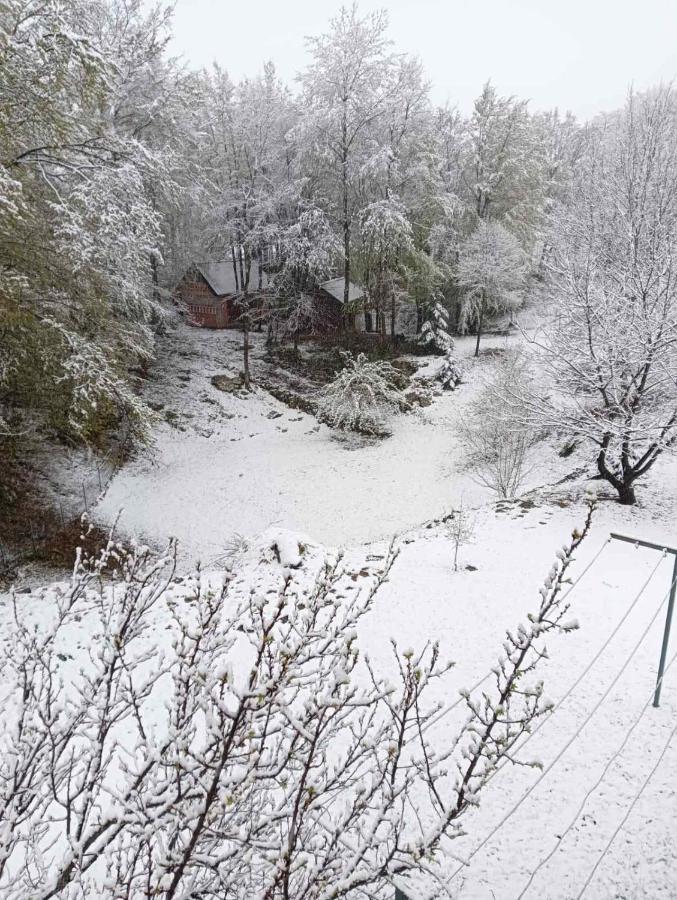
[{"left": 167, "top": 0, "right": 677, "bottom": 119}]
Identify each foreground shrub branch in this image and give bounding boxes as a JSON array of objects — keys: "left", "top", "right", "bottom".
[{"left": 0, "top": 506, "right": 594, "bottom": 898}]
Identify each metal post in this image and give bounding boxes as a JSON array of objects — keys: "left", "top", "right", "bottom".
[
  {"left": 610, "top": 533, "right": 677, "bottom": 710},
  {"left": 654, "top": 553, "right": 677, "bottom": 708}
]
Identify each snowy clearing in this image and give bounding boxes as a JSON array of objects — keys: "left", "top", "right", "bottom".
[{"left": 96, "top": 326, "right": 565, "bottom": 561}]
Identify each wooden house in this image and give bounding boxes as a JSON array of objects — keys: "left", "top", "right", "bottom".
[
  {"left": 315, "top": 277, "right": 366, "bottom": 332},
  {"left": 175, "top": 262, "right": 269, "bottom": 329},
  {"left": 318, "top": 277, "right": 416, "bottom": 337}
]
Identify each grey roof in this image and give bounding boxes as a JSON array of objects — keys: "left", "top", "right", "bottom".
[
  {"left": 196, "top": 261, "right": 269, "bottom": 297},
  {"left": 319, "top": 277, "right": 365, "bottom": 304}
]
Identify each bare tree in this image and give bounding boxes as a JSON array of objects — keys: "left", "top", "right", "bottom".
[
  {"left": 459, "top": 353, "right": 540, "bottom": 498},
  {"left": 446, "top": 500, "right": 476, "bottom": 571},
  {"left": 522, "top": 87, "right": 677, "bottom": 504}
]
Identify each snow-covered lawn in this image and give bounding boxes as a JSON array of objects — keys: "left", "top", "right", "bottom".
[
  {"left": 95, "top": 326, "right": 563, "bottom": 561},
  {"left": 8, "top": 323, "right": 677, "bottom": 898}
]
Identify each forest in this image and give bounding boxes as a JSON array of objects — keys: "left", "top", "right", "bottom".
[{"left": 3, "top": 0, "right": 677, "bottom": 514}]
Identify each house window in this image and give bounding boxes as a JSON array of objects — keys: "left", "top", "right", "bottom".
[{"left": 365, "top": 311, "right": 374, "bottom": 333}]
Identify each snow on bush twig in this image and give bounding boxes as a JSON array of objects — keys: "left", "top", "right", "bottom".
[
  {"left": 315, "top": 352, "right": 409, "bottom": 436},
  {"left": 0, "top": 503, "right": 595, "bottom": 898}
]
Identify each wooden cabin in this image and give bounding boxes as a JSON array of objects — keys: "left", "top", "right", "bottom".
[
  {"left": 316, "top": 277, "right": 365, "bottom": 332},
  {"left": 175, "top": 262, "right": 269, "bottom": 329},
  {"left": 318, "top": 277, "right": 416, "bottom": 337}
]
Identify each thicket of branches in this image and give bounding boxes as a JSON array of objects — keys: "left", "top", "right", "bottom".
[{"left": 0, "top": 506, "right": 593, "bottom": 898}]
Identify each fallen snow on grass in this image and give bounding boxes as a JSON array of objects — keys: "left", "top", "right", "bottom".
[
  {"left": 95, "top": 326, "right": 563, "bottom": 562},
  {"left": 357, "top": 498, "right": 677, "bottom": 899}
]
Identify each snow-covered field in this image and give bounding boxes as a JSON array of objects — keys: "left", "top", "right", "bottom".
[
  {"left": 95, "top": 326, "right": 571, "bottom": 560},
  {"left": 7, "top": 324, "right": 677, "bottom": 898}
]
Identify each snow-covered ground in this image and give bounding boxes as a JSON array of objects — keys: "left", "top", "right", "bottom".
[
  {"left": 7, "top": 324, "right": 677, "bottom": 898},
  {"left": 95, "top": 326, "right": 570, "bottom": 561}
]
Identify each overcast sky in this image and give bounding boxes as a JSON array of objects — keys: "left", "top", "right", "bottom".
[{"left": 166, "top": 0, "right": 677, "bottom": 119}]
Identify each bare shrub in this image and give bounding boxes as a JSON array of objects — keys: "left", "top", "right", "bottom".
[
  {"left": 0, "top": 506, "right": 595, "bottom": 899},
  {"left": 446, "top": 500, "right": 476, "bottom": 570},
  {"left": 459, "top": 353, "right": 540, "bottom": 498}
]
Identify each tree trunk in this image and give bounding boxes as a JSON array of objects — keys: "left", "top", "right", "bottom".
[
  {"left": 150, "top": 253, "right": 160, "bottom": 306},
  {"left": 617, "top": 482, "right": 637, "bottom": 505},
  {"left": 341, "top": 102, "right": 350, "bottom": 315},
  {"left": 474, "top": 302, "right": 484, "bottom": 357},
  {"left": 243, "top": 316, "right": 250, "bottom": 391},
  {"left": 231, "top": 245, "right": 240, "bottom": 292},
  {"left": 390, "top": 287, "right": 397, "bottom": 346},
  {"left": 416, "top": 302, "right": 423, "bottom": 334}
]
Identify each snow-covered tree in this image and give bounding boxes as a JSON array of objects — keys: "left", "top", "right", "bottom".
[
  {"left": 520, "top": 87, "right": 677, "bottom": 504},
  {"left": 273, "top": 206, "right": 342, "bottom": 348},
  {"left": 316, "top": 352, "right": 407, "bottom": 436},
  {"left": 201, "top": 62, "right": 295, "bottom": 388},
  {"left": 0, "top": 507, "right": 594, "bottom": 898},
  {"left": 358, "top": 198, "right": 414, "bottom": 340},
  {"left": 457, "top": 221, "right": 528, "bottom": 355},
  {"left": 299, "top": 6, "right": 412, "bottom": 306},
  {"left": 419, "top": 300, "right": 453, "bottom": 352},
  {"left": 462, "top": 82, "right": 547, "bottom": 247},
  {"left": 0, "top": 0, "right": 173, "bottom": 458},
  {"left": 438, "top": 348, "right": 463, "bottom": 391}
]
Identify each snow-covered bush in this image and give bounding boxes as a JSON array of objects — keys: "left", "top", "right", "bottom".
[
  {"left": 438, "top": 348, "right": 463, "bottom": 390},
  {"left": 0, "top": 506, "right": 595, "bottom": 898},
  {"left": 419, "top": 300, "right": 453, "bottom": 353},
  {"left": 316, "top": 352, "right": 408, "bottom": 436}
]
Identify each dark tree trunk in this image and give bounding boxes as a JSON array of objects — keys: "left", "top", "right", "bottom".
[
  {"left": 390, "top": 287, "right": 397, "bottom": 346},
  {"left": 231, "top": 245, "right": 240, "bottom": 292},
  {"left": 150, "top": 253, "right": 160, "bottom": 305},
  {"left": 243, "top": 316, "right": 250, "bottom": 391},
  {"left": 597, "top": 439, "right": 639, "bottom": 505},
  {"left": 341, "top": 101, "right": 351, "bottom": 316},
  {"left": 474, "top": 302, "right": 484, "bottom": 357},
  {"left": 617, "top": 482, "right": 637, "bottom": 505}
]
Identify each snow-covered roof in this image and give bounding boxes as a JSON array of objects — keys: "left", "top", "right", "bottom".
[
  {"left": 319, "top": 277, "right": 365, "bottom": 304},
  {"left": 196, "top": 262, "right": 269, "bottom": 297}
]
